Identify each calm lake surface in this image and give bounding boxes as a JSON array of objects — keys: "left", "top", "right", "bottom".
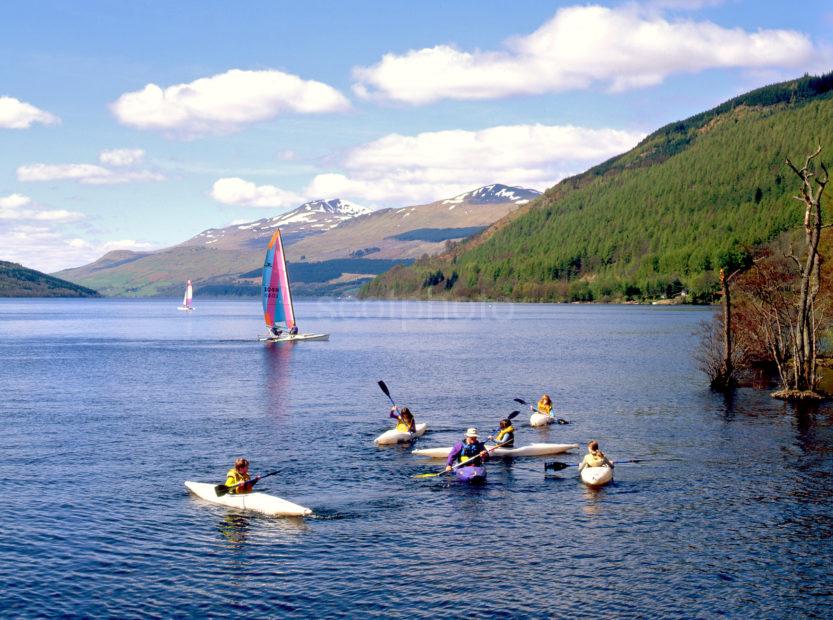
[{"left": 1, "top": 299, "right": 831, "bottom": 618}]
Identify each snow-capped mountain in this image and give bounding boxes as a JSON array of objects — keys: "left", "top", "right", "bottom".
[
  {"left": 185, "top": 198, "right": 371, "bottom": 250},
  {"left": 442, "top": 184, "right": 541, "bottom": 207}
]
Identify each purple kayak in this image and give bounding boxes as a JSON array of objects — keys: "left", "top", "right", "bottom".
[{"left": 455, "top": 465, "right": 487, "bottom": 484}]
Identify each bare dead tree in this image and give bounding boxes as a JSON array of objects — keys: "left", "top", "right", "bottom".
[{"left": 780, "top": 146, "right": 828, "bottom": 397}]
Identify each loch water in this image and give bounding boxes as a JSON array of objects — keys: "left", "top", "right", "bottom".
[{"left": 1, "top": 299, "right": 831, "bottom": 618}]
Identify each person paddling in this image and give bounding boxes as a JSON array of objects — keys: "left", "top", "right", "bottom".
[
  {"left": 225, "top": 458, "right": 254, "bottom": 494},
  {"left": 534, "top": 394, "right": 553, "bottom": 417},
  {"left": 578, "top": 441, "right": 614, "bottom": 473},
  {"left": 490, "top": 418, "right": 515, "bottom": 448},
  {"left": 445, "top": 428, "right": 490, "bottom": 472},
  {"left": 391, "top": 406, "right": 417, "bottom": 433}
]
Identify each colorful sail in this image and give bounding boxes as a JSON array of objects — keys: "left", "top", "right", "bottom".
[
  {"left": 262, "top": 229, "right": 296, "bottom": 329},
  {"left": 183, "top": 280, "right": 193, "bottom": 308}
]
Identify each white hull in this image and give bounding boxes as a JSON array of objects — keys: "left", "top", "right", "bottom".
[
  {"left": 259, "top": 332, "right": 329, "bottom": 342},
  {"left": 530, "top": 412, "right": 555, "bottom": 427},
  {"left": 374, "top": 422, "right": 428, "bottom": 445},
  {"left": 177, "top": 306, "right": 193, "bottom": 311},
  {"left": 413, "top": 442, "right": 579, "bottom": 459},
  {"left": 185, "top": 481, "right": 312, "bottom": 517},
  {"left": 580, "top": 466, "right": 614, "bottom": 487}
]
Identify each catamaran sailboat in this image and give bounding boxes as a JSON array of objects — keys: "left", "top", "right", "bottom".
[
  {"left": 178, "top": 280, "right": 194, "bottom": 311},
  {"left": 259, "top": 229, "right": 328, "bottom": 342}
]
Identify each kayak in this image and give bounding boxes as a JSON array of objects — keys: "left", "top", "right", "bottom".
[
  {"left": 184, "top": 481, "right": 312, "bottom": 517},
  {"left": 259, "top": 332, "right": 329, "bottom": 342},
  {"left": 374, "top": 422, "right": 428, "bottom": 445},
  {"left": 580, "top": 466, "right": 614, "bottom": 487},
  {"left": 413, "top": 443, "right": 580, "bottom": 459},
  {"left": 455, "top": 466, "right": 487, "bottom": 484},
  {"left": 530, "top": 412, "right": 555, "bottom": 427}
]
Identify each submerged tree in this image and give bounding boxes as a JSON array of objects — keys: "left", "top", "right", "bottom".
[{"left": 778, "top": 147, "right": 828, "bottom": 397}]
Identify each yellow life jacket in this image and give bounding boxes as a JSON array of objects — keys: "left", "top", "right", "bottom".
[
  {"left": 583, "top": 451, "right": 607, "bottom": 468},
  {"left": 537, "top": 400, "right": 552, "bottom": 415},
  {"left": 225, "top": 468, "right": 250, "bottom": 494},
  {"left": 495, "top": 426, "right": 515, "bottom": 442},
  {"left": 396, "top": 419, "right": 415, "bottom": 433}
]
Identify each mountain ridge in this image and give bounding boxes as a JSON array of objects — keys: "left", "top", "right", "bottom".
[{"left": 55, "top": 184, "right": 537, "bottom": 297}]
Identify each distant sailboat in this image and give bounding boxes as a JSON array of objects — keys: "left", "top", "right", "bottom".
[
  {"left": 259, "top": 229, "right": 328, "bottom": 342},
  {"left": 178, "top": 279, "right": 194, "bottom": 311}
]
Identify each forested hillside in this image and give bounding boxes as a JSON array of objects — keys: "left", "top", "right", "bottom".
[
  {"left": 0, "top": 261, "right": 100, "bottom": 297},
  {"left": 362, "top": 72, "right": 833, "bottom": 302}
]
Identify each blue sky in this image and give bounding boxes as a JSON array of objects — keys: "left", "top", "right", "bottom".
[{"left": 1, "top": 0, "right": 831, "bottom": 271}]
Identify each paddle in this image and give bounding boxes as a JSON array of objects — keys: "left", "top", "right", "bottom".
[
  {"left": 544, "top": 457, "right": 679, "bottom": 472},
  {"left": 215, "top": 471, "right": 279, "bottom": 497},
  {"left": 514, "top": 398, "right": 569, "bottom": 425},
  {"left": 378, "top": 380, "right": 396, "bottom": 407},
  {"left": 414, "top": 439, "right": 511, "bottom": 479}
]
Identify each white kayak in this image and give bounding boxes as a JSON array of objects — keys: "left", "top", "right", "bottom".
[
  {"left": 413, "top": 443, "right": 579, "bottom": 459},
  {"left": 374, "top": 422, "right": 428, "bottom": 445},
  {"left": 580, "top": 466, "right": 614, "bottom": 487},
  {"left": 259, "top": 332, "right": 329, "bottom": 342},
  {"left": 530, "top": 412, "right": 556, "bottom": 427},
  {"left": 184, "top": 481, "right": 312, "bottom": 517}
]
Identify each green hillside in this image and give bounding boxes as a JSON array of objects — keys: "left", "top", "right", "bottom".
[
  {"left": 362, "top": 72, "right": 833, "bottom": 302},
  {"left": 0, "top": 261, "right": 100, "bottom": 297}
]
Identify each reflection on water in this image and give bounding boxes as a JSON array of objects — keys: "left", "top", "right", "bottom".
[
  {"left": 261, "top": 341, "right": 295, "bottom": 418},
  {"left": 219, "top": 514, "right": 250, "bottom": 547}
]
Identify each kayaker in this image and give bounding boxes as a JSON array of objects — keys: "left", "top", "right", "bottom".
[
  {"left": 490, "top": 418, "right": 515, "bottom": 448},
  {"left": 535, "top": 394, "right": 553, "bottom": 417},
  {"left": 225, "top": 458, "right": 254, "bottom": 494},
  {"left": 391, "top": 406, "right": 417, "bottom": 433},
  {"left": 445, "top": 428, "right": 490, "bottom": 471},
  {"left": 578, "top": 441, "right": 614, "bottom": 472}
]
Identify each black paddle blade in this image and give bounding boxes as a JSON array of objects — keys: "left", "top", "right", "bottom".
[
  {"left": 214, "top": 484, "right": 230, "bottom": 497},
  {"left": 508, "top": 410, "right": 520, "bottom": 420},
  {"left": 513, "top": 398, "right": 527, "bottom": 405},
  {"left": 378, "top": 380, "right": 391, "bottom": 398},
  {"left": 544, "top": 461, "right": 569, "bottom": 472},
  {"left": 556, "top": 418, "right": 570, "bottom": 425}
]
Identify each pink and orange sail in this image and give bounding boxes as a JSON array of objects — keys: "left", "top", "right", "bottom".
[{"left": 262, "top": 229, "right": 296, "bottom": 330}]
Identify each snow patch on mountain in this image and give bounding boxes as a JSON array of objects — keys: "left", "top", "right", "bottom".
[{"left": 442, "top": 184, "right": 541, "bottom": 208}]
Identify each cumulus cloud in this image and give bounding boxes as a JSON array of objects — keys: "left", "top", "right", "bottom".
[
  {"left": 0, "top": 226, "right": 155, "bottom": 273},
  {"left": 99, "top": 148, "right": 145, "bottom": 166},
  {"left": 210, "top": 177, "right": 306, "bottom": 208},
  {"left": 0, "top": 96, "right": 60, "bottom": 129},
  {"left": 17, "top": 161, "right": 164, "bottom": 185},
  {"left": 352, "top": 5, "right": 816, "bottom": 104},
  {"left": 111, "top": 69, "right": 350, "bottom": 137},
  {"left": 304, "top": 123, "right": 645, "bottom": 205},
  {"left": 0, "top": 193, "right": 84, "bottom": 222}
]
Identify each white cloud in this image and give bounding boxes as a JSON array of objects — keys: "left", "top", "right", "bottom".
[
  {"left": 305, "top": 123, "right": 645, "bottom": 205},
  {"left": 111, "top": 69, "right": 350, "bottom": 137},
  {"left": 647, "top": 0, "right": 725, "bottom": 10},
  {"left": 0, "top": 96, "right": 60, "bottom": 129},
  {"left": 352, "top": 5, "right": 816, "bottom": 104},
  {"left": 0, "top": 193, "right": 84, "bottom": 222},
  {"left": 0, "top": 225, "right": 156, "bottom": 273},
  {"left": 99, "top": 148, "right": 145, "bottom": 166},
  {"left": 210, "top": 177, "right": 306, "bottom": 208},
  {"left": 17, "top": 162, "right": 164, "bottom": 185},
  {"left": 0, "top": 193, "right": 32, "bottom": 209}
]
